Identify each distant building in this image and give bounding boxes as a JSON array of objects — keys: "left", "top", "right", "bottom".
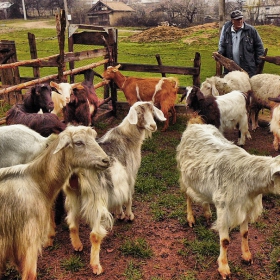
[
  {"left": 87, "top": 0, "right": 135, "bottom": 26},
  {"left": 0, "top": 2, "right": 21, "bottom": 19}
]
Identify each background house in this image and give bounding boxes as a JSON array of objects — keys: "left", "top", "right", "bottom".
[
  {"left": 0, "top": 2, "right": 21, "bottom": 19},
  {"left": 87, "top": 0, "right": 135, "bottom": 26}
]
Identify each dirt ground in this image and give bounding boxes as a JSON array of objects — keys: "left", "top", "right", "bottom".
[{"left": 127, "top": 23, "right": 218, "bottom": 43}]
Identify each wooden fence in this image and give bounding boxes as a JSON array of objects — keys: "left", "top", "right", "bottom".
[{"left": 0, "top": 9, "right": 201, "bottom": 119}]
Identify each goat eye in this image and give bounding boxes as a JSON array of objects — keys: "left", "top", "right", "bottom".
[{"left": 74, "top": 141, "right": 84, "bottom": 146}]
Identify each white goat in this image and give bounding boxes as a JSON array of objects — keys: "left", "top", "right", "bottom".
[
  {"left": 185, "top": 86, "right": 251, "bottom": 145},
  {"left": 249, "top": 73, "right": 280, "bottom": 130},
  {"left": 270, "top": 104, "right": 280, "bottom": 151},
  {"left": 200, "top": 71, "right": 251, "bottom": 96},
  {"left": 63, "top": 101, "right": 166, "bottom": 275},
  {"left": 50, "top": 81, "right": 80, "bottom": 115},
  {"left": 0, "top": 125, "right": 110, "bottom": 280},
  {"left": 0, "top": 124, "right": 59, "bottom": 247},
  {"left": 0, "top": 124, "right": 56, "bottom": 168},
  {"left": 176, "top": 123, "right": 280, "bottom": 279}
]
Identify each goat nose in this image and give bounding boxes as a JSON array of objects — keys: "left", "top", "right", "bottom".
[{"left": 150, "top": 124, "right": 157, "bottom": 130}]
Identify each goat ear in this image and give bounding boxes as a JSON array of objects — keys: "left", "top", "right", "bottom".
[
  {"left": 211, "top": 84, "right": 219, "bottom": 96},
  {"left": 127, "top": 107, "right": 138, "bottom": 124},
  {"left": 50, "top": 81, "right": 59, "bottom": 90},
  {"left": 271, "top": 156, "right": 280, "bottom": 184},
  {"left": 196, "top": 89, "right": 205, "bottom": 101},
  {"left": 53, "top": 134, "right": 72, "bottom": 154},
  {"left": 153, "top": 106, "right": 166, "bottom": 121}
]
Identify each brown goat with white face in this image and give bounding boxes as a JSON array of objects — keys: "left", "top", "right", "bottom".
[
  {"left": 102, "top": 64, "right": 178, "bottom": 131},
  {"left": 0, "top": 125, "right": 110, "bottom": 280}
]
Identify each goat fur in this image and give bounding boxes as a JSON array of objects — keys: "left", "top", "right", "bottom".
[
  {"left": 0, "top": 125, "right": 110, "bottom": 280},
  {"left": 176, "top": 122, "right": 280, "bottom": 279},
  {"left": 200, "top": 71, "right": 251, "bottom": 96},
  {"left": 63, "top": 101, "right": 166, "bottom": 275},
  {"left": 185, "top": 86, "right": 251, "bottom": 145},
  {"left": 249, "top": 73, "right": 280, "bottom": 130},
  {"left": 102, "top": 64, "right": 178, "bottom": 131}
]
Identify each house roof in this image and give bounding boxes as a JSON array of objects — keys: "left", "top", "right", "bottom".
[
  {"left": 0, "top": 2, "right": 13, "bottom": 10},
  {"left": 88, "top": 1, "right": 135, "bottom": 13}
]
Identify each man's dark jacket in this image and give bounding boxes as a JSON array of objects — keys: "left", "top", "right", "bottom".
[{"left": 219, "top": 21, "right": 264, "bottom": 77}]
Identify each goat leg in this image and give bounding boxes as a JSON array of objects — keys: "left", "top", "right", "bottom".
[{"left": 90, "top": 232, "right": 104, "bottom": 275}]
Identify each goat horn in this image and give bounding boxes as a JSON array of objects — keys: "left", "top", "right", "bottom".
[
  {"left": 268, "top": 96, "right": 280, "bottom": 103},
  {"left": 71, "top": 82, "right": 82, "bottom": 89}
]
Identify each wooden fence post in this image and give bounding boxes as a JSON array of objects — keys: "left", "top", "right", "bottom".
[
  {"left": 0, "top": 40, "right": 21, "bottom": 103},
  {"left": 28, "top": 32, "right": 40, "bottom": 78},
  {"left": 193, "top": 52, "right": 201, "bottom": 87},
  {"left": 56, "top": 9, "right": 67, "bottom": 82}
]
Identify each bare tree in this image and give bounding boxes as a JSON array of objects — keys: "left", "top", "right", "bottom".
[
  {"left": 152, "top": 0, "right": 198, "bottom": 26},
  {"left": 219, "top": 0, "right": 225, "bottom": 33}
]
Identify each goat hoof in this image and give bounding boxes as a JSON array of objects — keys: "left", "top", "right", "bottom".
[
  {"left": 241, "top": 258, "right": 253, "bottom": 265},
  {"left": 92, "top": 264, "right": 103, "bottom": 275},
  {"left": 116, "top": 212, "right": 126, "bottom": 220},
  {"left": 126, "top": 212, "right": 135, "bottom": 221},
  {"left": 73, "top": 243, "right": 83, "bottom": 251}
]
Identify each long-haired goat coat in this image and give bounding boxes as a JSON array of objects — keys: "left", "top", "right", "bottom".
[
  {"left": 102, "top": 64, "right": 178, "bottom": 131},
  {"left": 0, "top": 126, "right": 110, "bottom": 280},
  {"left": 176, "top": 123, "right": 280, "bottom": 279},
  {"left": 63, "top": 101, "right": 166, "bottom": 275}
]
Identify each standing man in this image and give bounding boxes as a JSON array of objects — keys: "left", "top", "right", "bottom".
[{"left": 218, "top": 10, "right": 265, "bottom": 77}]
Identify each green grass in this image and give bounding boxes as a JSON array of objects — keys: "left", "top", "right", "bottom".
[
  {"left": 60, "top": 255, "right": 84, "bottom": 272},
  {"left": 1, "top": 20, "right": 279, "bottom": 91},
  {"left": 123, "top": 261, "right": 143, "bottom": 280},
  {"left": 119, "top": 237, "right": 153, "bottom": 258}
]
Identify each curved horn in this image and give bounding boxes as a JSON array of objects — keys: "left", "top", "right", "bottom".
[{"left": 268, "top": 96, "right": 280, "bottom": 103}]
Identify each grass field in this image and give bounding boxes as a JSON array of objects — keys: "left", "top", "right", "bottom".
[{"left": 0, "top": 19, "right": 279, "bottom": 87}]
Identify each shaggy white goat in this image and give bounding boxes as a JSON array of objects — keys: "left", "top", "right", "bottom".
[
  {"left": 0, "top": 124, "right": 56, "bottom": 168},
  {"left": 249, "top": 73, "right": 280, "bottom": 130},
  {"left": 176, "top": 123, "right": 280, "bottom": 279},
  {"left": 63, "top": 101, "right": 166, "bottom": 275},
  {"left": 0, "top": 124, "right": 59, "bottom": 246},
  {"left": 0, "top": 125, "right": 110, "bottom": 280},
  {"left": 270, "top": 104, "right": 280, "bottom": 151},
  {"left": 200, "top": 71, "right": 251, "bottom": 96}
]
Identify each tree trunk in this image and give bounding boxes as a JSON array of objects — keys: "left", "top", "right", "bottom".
[{"left": 219, "top": 0, "right": 225, "bottom": 34}]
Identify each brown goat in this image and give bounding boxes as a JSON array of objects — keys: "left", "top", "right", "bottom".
[
  {"left": 102, "top": 64, "right": 178, "bottom": 131},
  {"left": 63, "top": 84, "right": 98, "bottom": 126}
]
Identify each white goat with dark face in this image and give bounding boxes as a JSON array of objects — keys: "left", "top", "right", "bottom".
[
  {"left": 0, "top": 125, "right": 110, "bottom": 280},
  {"left": 63, "top": 101, "right": 166, "bottom": 275}
]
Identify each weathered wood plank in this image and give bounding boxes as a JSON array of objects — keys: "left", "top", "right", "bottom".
[{"left": 118, "top": 63, "right": 199, "bottom": 75}]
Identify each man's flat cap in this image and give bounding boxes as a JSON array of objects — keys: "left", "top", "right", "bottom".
[{"left": 231, "top": 10, "right": 243, "bottom": 19}]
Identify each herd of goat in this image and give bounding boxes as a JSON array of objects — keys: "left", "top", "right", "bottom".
[{"left": 1, "top": 65, "right": 280, "bottom": 279}]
